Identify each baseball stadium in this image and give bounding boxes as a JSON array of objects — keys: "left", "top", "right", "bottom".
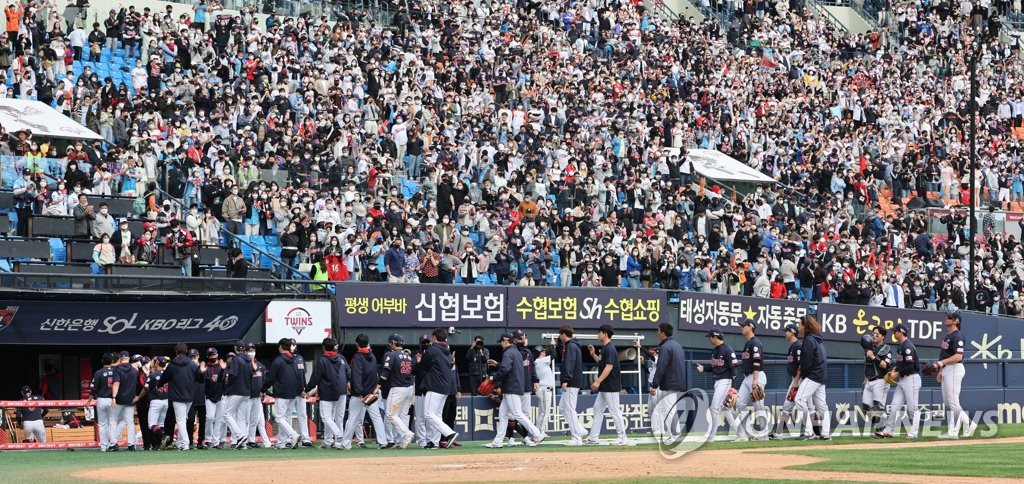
[{"left": 3, "top": 0, "right": 1024, "bottom": 481}]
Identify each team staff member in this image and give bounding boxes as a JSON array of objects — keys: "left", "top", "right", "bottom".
[
  {"left": 412, "top": 334, "right": 431, "bottom": 448},
  {"left": 734, "top": 319, "right": 768, "bottom": 441},
  {"left": 111, "top": 351, "right": 140, "bottom": 451},
  {"left": 265, "top": 338, "right": 303, "bottom": 449},
  {"left": 223, "top": 341, "right": 254, "bottom": 450},
  {"left": 533, "top": 346, "right": 555, "bottom": 436},
  {"left": 441, "top": 348, "right": 462, "bottom": 448},
  {"left": 650, "top": 323, "right": 686, "bottom": 442},
  {"left": 419, "top": 328, "right": 459, "bottom": 448},
  {"left": 203, "top": 349, "right": 226, "bottom": 449},
  {"left": 486, "top": 332, "right": 545, "bottom": 448},
  {"left": 557, "top": 325, "right": 586, "bottom": 446},
  {"left": 289, "top": 339, "right": 314, "bottom": 447},
  {"left": 931, "top": 312, "right": 977, "bottom": 439},
  {"left": 186, "top": 349, "right": 207, "bottom": 449},
  {"left": 158, "top": 343, "right": 206, "bottom": 451},
  {"left": 87, "top": 353, "right": 117, "bottom": 452},
  {"left": 876, "top": 324, "right": 921, "bottom": 439},
  {"left": 17, "top": 386, "right": 47, "bottom": 443},
  {"left": 144, "top": 356, "right": 170, "bottom": 450},
  {"left": 862, "top": 327, "right": 891, "bottom": 433},
  {"left": 769, "top": 324, "right": 801, "bottom": 439},
  {"left": 133, "top": 356, "right": 153, "bottom": 450},
  {"left": 515, "top": 330, "right": 540, "bottom": 442},
  {"left": 695, "top": 329, "right": 738, "bottom": 441},
  {"left": 794, "top": 316, "right": 831, "bottom": 441},
  {"left": 248, "top": 344, "right": 272, "bottom": 448},
  {"left": 381, "top": 333, "right": 416, "bottom": 449},
  {"left": 305, "top": 337, "right": 350, "bottom": 449},
  {"left": 340, "top": 334, "right": 384, "bottom": 449},
  {"left": 585, "top": 324, "right": 628, "bottom": 445}
]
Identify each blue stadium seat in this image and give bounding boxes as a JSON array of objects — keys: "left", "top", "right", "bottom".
[{"left": 48, "top": 238, "right": 67, "bottom": 263}]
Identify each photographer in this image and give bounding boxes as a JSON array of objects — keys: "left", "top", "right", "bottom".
[{"left": 466, "top": 335, "right": 490, "bottom": 394}]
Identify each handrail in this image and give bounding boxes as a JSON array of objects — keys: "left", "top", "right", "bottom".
[
  {"left": 222, "top": 231, "right": 312, "bottom": 283},
  {"left": 0, "top": 271, "right": 333, "bottom": 296}
]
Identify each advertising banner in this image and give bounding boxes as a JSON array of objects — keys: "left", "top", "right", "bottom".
[
  {"left": 677, "top": 292, "right": 809, "bottom": 337},
  {"left": 815, "top": 304, "right": 947, "bottom": 348},
  {"left": 507, "top": 287, "right": 666, "bottom": 330},
  {"left": 0, "top": 300, "right": 265, "bottom": 345},
  {"left": 337, "top": 284, "right": 506, "bottom": 328},
  {"left": 265, "top": 300, "right": 334, "bottom": 344}
]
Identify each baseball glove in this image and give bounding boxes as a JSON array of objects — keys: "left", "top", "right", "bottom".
[
  {"left": 724, "top": 387, "right": 738, "bottom": 409},
  {"left": 786, "top": 386, "right": 798, "bottom": 402},
  {"left": 922, "top": 362, "right": 940, "bottom": 377},
  {"left": 477, "top": 378, "right": 496, "bottom": 396},
  {"left": 362, "top": 393, "right": 379, "bottom": 406},
  {"left": 751, "top": 385, "right": 766, "bottom": 403},
  {"left": 883, "top": 372, "right": 899, "bottom": 385}
]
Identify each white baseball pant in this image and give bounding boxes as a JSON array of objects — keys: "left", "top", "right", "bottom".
[
  {"left": 883, "top": 373, "right": 921, "bottom": 438},
  {"left": 248, "top": 398, "right": 270, "bottom": 445},
  {"left": 941, "top": 364, "right": 968, "bottom": 436},
  {"left": 172, "top": 402, "right": 192, "bottom": 449},
  {"left": 424, "top": 391, "right": 455, "bottom": 443},
  {"left": 146, "top": 399, "right": 168, "bottom": 434},
  {"left": 221, "top": 395, "right": 250, "bottom": 445},
  {"left": 651, "top": 389, "right": 683, "bottom": 439},
  {"left": 735, "top": 373, "right": 768, "bottom": 439},
  {"left": 559, "top": 386, "right": 585, "bottom": 441},
  {"left": 96, "top": 398, "right": 114, "bottom": 450},
  {"left": 491, "top": 393, "right": 542, "bottom": 446},
  {"left": 387, "top": 386, "right": 415, "bottom": 444},
  {"left": 111, "top": 403, "right": 136, "bottom": 447},
  {"left": 794, "top": 379, "right": 830, "bottom": 438},
  {"left": 205, "top": 399, "right": 225, "bottom": 446},
  {"left": 23, "top": 420, "right": 46, "bottom": 443},
  {"left": 535, "top": 386, "right": 553, "bottom": 435},
  {"left": 587, "top": 391, "right": 627, "bottom": 441},
  {"left": 319, "top": 398, "right": 346, "bottom": 446},
  {"left": 377, "top": 398, "right": 395, "bottom": 443},
  {"left": 273, "top": 397, "right": 300, "bottom": 447},
  {"left": 862, "top": 378, "right": 889, "bottom": 430},
  {"left": 414, "top": 394, "right": 428, "bottom": 446},
  {"left": 707, "top": 378, "right": 732, "bottom": 439},
  {"left": 294, "top": 397, "right": 311, "bottom": 443},
  {"left": 343, "top": 396, "right": 387, "bottom": 448}
]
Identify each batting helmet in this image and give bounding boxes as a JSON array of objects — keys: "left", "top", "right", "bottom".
[{"left": 859, "top": 333, "right": 873, "bottom": 350}]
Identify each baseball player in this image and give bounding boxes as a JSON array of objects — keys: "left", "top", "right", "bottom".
[
  {"left": 695, "top": 329, "right": 738, "bottom": 441},
  {"left": 533, "top": 345, "right": 555, "bottom": 437},
  {"left": 875, "top": 324, "right": 921, "bottom": 439},
  {"left": 794, "top": 316, "right": 831, "bottom": 441},
  {"left": 585, "top": 324, "right": 628, "bottom": 445},
  {"left": 87, "top": 353, "right": 117, "bottom": 451},
  {"left": 418, "top": 329, "right": 459, "bottom": 448},
  {"left": 441, "top": 349, "right": 462, "bottom": 448},
  {"left": 339, "top": 334, "right": 384, "bottom": 449},
  {"left": 381, "top": 333, "right": 416, "bottom": 449},
  {"left": 17, "top": 386, "right": 47, "bottom": 443},
  {"left": 485, "top": 332, "right": 545, "bottom": 448},
  {"left": 144, "top": 356, "right": 170, "bottom": 450},
  {"left": 186, "top": 349, "right": 206, "bottom": 449},
  {"left": 516, "top": 330, "right": 541, "bottom": 442},
  {"left": 769, "top": 324, "right": 801, "bottom": 439},
  {"left": 932, "top": 312, "right": 977, "bottom": 439},
  {"left": 158, "top": 343, "right": 206, "bottom": 451},
  {"left": 412, "top": 334, "right": 431, "bottom": 448},
  {"left": 734, "top": 318, "right": 768, "bottom": 441},
  {"left": 650, "top": 323, "right": 687, "bottom": 442},
  {"left": 203, "top": 348, "right": 227, "bottom": 449},
  {"left": 222, "top": 341, "right": 255, "bottom": 450},
  {"left": 289, "top": 339, "right": 314, "bottom": 447},
  {"left": 265, "top": 338, "right": 303, "bottom": 449},
  {"left": 557, "top": 325, "right": 586, "bottom": 446},
  {"left": 133, "top": 356, "right": 153, "bottom": 450},
  {"left": 111, "top": 351, "right": 140, "bottom": 451},
  {"left": 862, "top": 326, "right": 892, "bottom": 434},
  {"left": 305, "top": 337, "right": 349, "bottom": 449},
  {"left": 248, "top": 345, "right": 272, "bottom": 448}
]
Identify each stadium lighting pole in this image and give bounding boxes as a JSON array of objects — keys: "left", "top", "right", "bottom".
[{"left": 967, "top": 29, "right": 982, "bottom": 310}]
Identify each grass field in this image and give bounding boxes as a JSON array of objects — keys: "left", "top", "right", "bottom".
[{"left": 2, "top": 425, "right": 1021, "bottom": 483}]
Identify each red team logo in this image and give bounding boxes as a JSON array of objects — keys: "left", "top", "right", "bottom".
[
  {"left": 0, "top": 306, "right": 18, "bottom": 331},
  {"left": 283, "top": 307, "right": 314, "bottom": 336}
]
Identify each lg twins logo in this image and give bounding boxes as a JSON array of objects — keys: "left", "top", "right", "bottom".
[
  {"left": 0, "top": 306, "right": 17, "bottom": 331},
  {"left": 283, "top": 307, "right": 315, "bottom": 335}
]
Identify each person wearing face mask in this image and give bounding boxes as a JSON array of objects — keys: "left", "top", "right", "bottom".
[
  {"left": 93, "top": 232, "right": 116, "bottom": 279},
  {"left": 135, "top": 229, "right": 158, "bottom": 264},
  {"left": 12, "top": 169, "right": 37, "bottom": 236},
  {"left": 167, "top": 220, "right": 196, "bottom": 277},
  {"left": 222, "top": 185, "right": 245, "bottom": 234},
  {"left": 109, "top": 219, "right": 136, "bottom": 264},
  {"left": 90, "top": 202, "right": 116, "bottom": 240}
]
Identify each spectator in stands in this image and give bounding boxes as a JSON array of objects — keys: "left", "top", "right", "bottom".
[
  {"left": 110, "top": 219, "right": 135, "bottom": 264},
  {"left": 166, "top": 219, "right": 195, "bottom": 277},
  {"left": 278, "top": 222, "right": 301, "bottom": 280},
  {"left": 221, "top": 184, "right": 245, "bottom": 235},
  {"left": 12, "top": 169, "right": 36, "bottom": 237},
  {"left": 135, "top": 227, "right": 158, "bottom": 265},
  {"left": 90, "top": 202, "right": 115, "bottom": 239},
  {"left": 72, "top": 193, "right": 94, "bottom": 240},
  {"left": 93, "top": 232, "right": 115, "bottom": 275}
]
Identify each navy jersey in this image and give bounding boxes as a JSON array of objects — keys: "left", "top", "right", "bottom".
[
  {"left": 205, "top": 365, "right": 225, "bottom": 402},
  {"left": 786, "top": 340, "right": 802, "bottom": 378},
  {"left": 740, "top": 337, "right": 763, "bottom": 375},
  {"left": 251, "top": 361, "right": 267, "bottom": 398},
  {"left": 17, "top": 395, "right": 46, "bottom": 421},
  {"left": 894, "top": 339, "right": 919, "bottom": 376},
  {"left": 90, "top": 367, "right": 116, "bottom": 399},
  {"left": 865, "top": 343, "right": 892, "bottom": 379},
  {"left": 519, "top": 345, "right": 538, "bottom": 391},
  {"left": 293, "top": 354, "right": 307, "bottom": 395},
  {"left": 113, "top": 363, "right": 140, "bottom": 406},
  {"left": 596, "top": 342, "right": 622, "bottom": 393},
  {"left": 939, "top": 329, "right": 965, "bottom": 361},
  {"left": 707, "top": 343, "right": 739, "bottom": 380},
  {"left": 147, "top": 371, "right": 169, "bottom": 400},
  {"left": 382, "top": 350, "right": 414, "bottom": 388}
]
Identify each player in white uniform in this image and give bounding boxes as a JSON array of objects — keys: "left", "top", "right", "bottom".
[
  {"left": 695, "top": 329, "right": 739, "bottom": 441},
  {"left": 931, "top": 312, "right": 977, "bottom": 439}
]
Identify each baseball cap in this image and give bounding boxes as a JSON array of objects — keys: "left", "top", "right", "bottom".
[
  {"left": 534, "top": 345, "right": 546, "bottom": 354},
  {"left": 226, "top": 352, "right": 236, "bottom": 358},
  {"left": 388, "top": 333, "right": 405, "bottom": 345},
  {"left": 945, "top": 311, "right": 962, "bottom": 322},
  {"left": 497, "top": 332, "right": 514, "bottom": 343},
  {"left": 188, "top": 348, "right": 200, "bottom": 357},
  {"left": 130, "top": 354, "right": 144, "bottom": 364},
  {"left": 206, "top": 347, "right": 219, "bottom": 358},
  {"left": 233, "top": 340, "right": 247, "bottom": 351},
  {"left": 140, "top": 356, "right": 151, "bottom": 365},
  {"left": 246, "top": 343, "right": 257, "bottom": 351},
  {"left": 289, "top": 338, "right": 297, "bottom": 346},
  {"left": 512, "top": 329, "right": 526, "bottom": 340},
  {"left": 784, "top": 323, "right": 799, "bottom": 335},
  {"left": 419, "top": 334, "right": 430, "bottom": 345},
  {"left": 739, "top": 318, "right": 756, "bottom": 329},
  {"left": 705, "top": 329, "right": 723, "bottom": 339},
  {"left": 119, "top": 350, "right": 130, "bottom": 358},
  {"left": 21, "top": 385, "right": 31, "bottom": 394},
  {"left": 893, "top": 324, "right": 909, "bottom": 335},
  {"left": 156, "top": 356, "right": 169, "bottom": 365}
]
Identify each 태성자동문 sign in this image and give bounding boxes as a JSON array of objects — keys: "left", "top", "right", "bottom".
[
  {"left": 337, "top": 284, "right": 506, "bottom": 328},
  {"left": 265, "top": 300, "right": 334, "bottom": 344},
  {"left": 0, "top": 300, "right": 266, "bottom": 345}
]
